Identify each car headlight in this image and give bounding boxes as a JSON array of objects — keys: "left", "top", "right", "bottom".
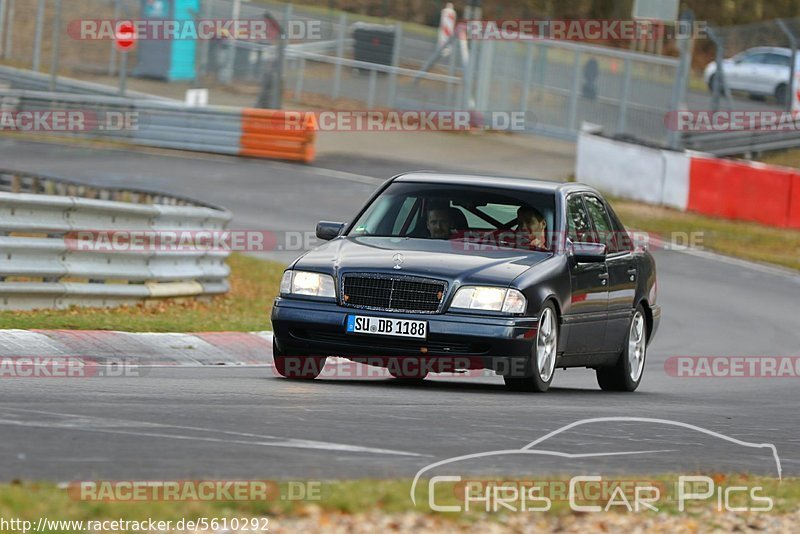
[
  {"left": 450, "top": 286, "right": 527, "bottom": 314},
  {"left": 280, "top": 270, "right": 336, "bottom": 298}
]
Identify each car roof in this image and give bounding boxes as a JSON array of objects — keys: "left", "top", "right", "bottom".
[{"left": 392, "top": 172, "right": 597, "bottom": 196}]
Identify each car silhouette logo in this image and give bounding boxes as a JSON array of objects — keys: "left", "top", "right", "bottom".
[{"left": 392, "top": 253, "right": 405, "bottom": 270}]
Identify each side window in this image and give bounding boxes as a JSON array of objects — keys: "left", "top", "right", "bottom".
[
  {"left": 583, "top": 195, "right": 617, "bottom": 253},
  {"left": 740, "top": 53, "right": 768, "bottom": 65},
  {"left": 606, "top": 203, "right": 633, "bottom": 252},
  {"left": 566, "top": 195, "right": 594, "bottom": 243},
  {"left": 764, "top": 53, "right": 790, "bottom": 67}
]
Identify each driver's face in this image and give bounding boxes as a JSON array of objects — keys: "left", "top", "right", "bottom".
[
  {"left": 520, "top": 217, "right": 546, "bottom": 235},
  {"left": 427, "top": 209, "right": 451, "bottom": 239}
]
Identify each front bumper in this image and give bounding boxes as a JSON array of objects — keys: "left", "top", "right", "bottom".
[{"left": 271, "top": 297, "right": 538, "bottom": 371}]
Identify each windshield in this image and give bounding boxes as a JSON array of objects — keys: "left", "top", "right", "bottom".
[{"left": 348, "top": 182, "right": 557, "bottom": 251}]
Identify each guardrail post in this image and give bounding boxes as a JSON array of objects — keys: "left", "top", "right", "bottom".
[
  {"left": 388, "top": 23, "right": 402, "bottom": 108},
  {"left": 3, "top": 0, "right": 13, "bottom": 60},
  {"left": 271, "top": 3, "right": 291, "bottom": 109},
  {"left": 0, "top": 0, "right": 6, "bottom": 58},
  {"left": 567, "top": 50, "right": 582, "bottom": 132},
  {"left": 616, "top": 58, "right": 632, "bottom": 135},
  {"left": 777, "top": 19, "right": 797, "bottom": 113},
  {"left": 294, "top": 57, "right": 306, "bottom": 100},
  {"left": 198, "top": 0, "right": 214, "bottom": 78},
  {"left": 367, "top": 68, "right": 377, "bottom": 108},
  {"left": 49, "top": 0, "right": 63, "bottom": 91},
  {"left": 119, "top": 51, "right": 128, "bottom": 96},
  {"left": 32, "top": 0, "right": 45, "bottom": 71},
  {"left": 445, "top": 30, "right": 459, "bottom": 108},
  {"left": 332, "top": 12, "right": 346, "bottom": 100},
  {"left": 520, "top": 41, "right": 535, "bottom": 114},
  {"left": 668, "top": 10, "right": 694, "bottom": 149}
]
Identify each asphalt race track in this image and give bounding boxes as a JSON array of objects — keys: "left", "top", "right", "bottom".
[{"left": 0, "top": 139, "right": 798, "bottom": 483}]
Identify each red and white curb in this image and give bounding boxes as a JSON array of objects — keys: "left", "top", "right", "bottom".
[{"left": 0, "top": 329, "right": 275, "bottom": 366}]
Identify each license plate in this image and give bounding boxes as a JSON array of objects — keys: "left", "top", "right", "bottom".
[{"left": 346, "top": 315, "right": 427, "bottom": 339}]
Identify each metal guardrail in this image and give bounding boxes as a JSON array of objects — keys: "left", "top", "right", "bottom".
[
  {"left": 682, "top": 129, "right": 800, "bottom": 156},
  {"left": 0, "top": 169, "right": 232, "bottom": 311},
  {"left": 0, "top": 65, "right": 175, "bottom": 101},
  {"left": 0, "top": 89, "right": 315, "bottom": 162}
]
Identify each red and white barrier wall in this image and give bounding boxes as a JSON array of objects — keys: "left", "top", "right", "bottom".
[{"left": 576, "top": 131, "right": 800, "bottom": 230}]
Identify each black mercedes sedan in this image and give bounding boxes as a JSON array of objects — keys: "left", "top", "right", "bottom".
[{"left": 271, "top": 173, "right": 660, "bottom": 392}]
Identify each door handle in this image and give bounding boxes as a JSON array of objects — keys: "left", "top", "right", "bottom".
[
  {"left": 598, "top": 272, "right": 609, "bottom": 285},
  {"left": 627, "top": 268, "right": 637, "bottom": 275}
]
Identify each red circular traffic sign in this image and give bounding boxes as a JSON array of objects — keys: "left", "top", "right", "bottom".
[{"left": 115, "top": 21, "right": 136, "bottom": 52}]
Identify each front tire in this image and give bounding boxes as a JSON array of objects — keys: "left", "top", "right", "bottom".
[
  {"left": 596, "top": 305, "right": 647, "bottom": 392},
  {"left": 775, "top": 84, "right": 789, "bottom": 106},
  {"left": 272, "top": 340, "right": 326, "bottom": 379},
  {"left": 504, "top": 303, "right": 558, "bottom": 393}
]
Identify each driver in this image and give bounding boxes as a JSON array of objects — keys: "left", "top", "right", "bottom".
[
  {"left": 517, "top": 205, "right": 548, "bottom": 250},
  {"left": 426, "top": 206, "right": 453, "bottom": 239}
]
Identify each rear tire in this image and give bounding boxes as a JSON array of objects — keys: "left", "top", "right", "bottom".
[
  {"left": 707, "top": 74, "right": 724, "bottom": 93},
  {"left": 272, "top": 340, "right": 326, "bottom": 379},
  {"left": 504, "top": 303, "right": 558, "bottom": 393},
  {"left": 596, "top": 305, "right": 647, "bottom": 392},
  {"left": 775, "top": 84, "right": 789, "bottom": 106}
]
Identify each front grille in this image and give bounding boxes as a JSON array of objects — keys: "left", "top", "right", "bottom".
[{"left": 341, "top": 273, "right": 447, "bottom": 314}]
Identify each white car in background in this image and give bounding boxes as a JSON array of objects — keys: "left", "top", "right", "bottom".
[{"left": 703, "top": 46, "right": 797, "bottom": 104}]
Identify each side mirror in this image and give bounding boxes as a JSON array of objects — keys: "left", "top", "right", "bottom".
[
  {"left": 572, "top": 242, "right": 607, "bottom": 263},
  {"left": 316, "top": 221, "right": 346, "bottom": 241}
]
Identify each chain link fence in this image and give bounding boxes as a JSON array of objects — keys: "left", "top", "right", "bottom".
[{"left": 0, "top": 0, "right": 686, "bottom": 145}]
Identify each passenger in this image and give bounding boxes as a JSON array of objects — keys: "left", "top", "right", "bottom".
[{"left": 517, "top": 206, "right": 548, "bottom": 250}]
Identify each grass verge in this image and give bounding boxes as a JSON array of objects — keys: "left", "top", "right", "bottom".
[
  {"left": 0, "top": 476, "right": 796, "bottom": 533},
  {"left": 0, "top": 254, "right": 284, "bottom": 332},
  {"left": 610, "top": 199, "right": 800, "bottom": 272}
]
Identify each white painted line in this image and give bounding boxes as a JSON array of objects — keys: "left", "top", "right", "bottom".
[
  {"left": 641, "top": 231, "right": 800, "bottom": 280},
  {"left": 1, "top": 407, "right": 427, "bottom": 457}
]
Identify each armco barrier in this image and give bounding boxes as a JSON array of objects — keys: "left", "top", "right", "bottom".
[
  {"left": 576, "top": 130, "right": 800, "bottom": 229},
  {"left": 240, "top": 109, "right": 316, "bottom": 163},
  {"left": 0, "top": 169, "right": 232, "bottom": 311},
  {"left": 0, "top": 90, "right": 317, "bottom": 164},
  {"left": 688, "top": 158, "right": 794, "bottom": 228},
  {"left": 575, "top": 132, "right": 690, "bottom": 210}
]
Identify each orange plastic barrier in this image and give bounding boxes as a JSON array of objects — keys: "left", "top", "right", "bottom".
[
  {"left": 790, "top": 173, "right": 800, "bottom": 229},
  {"left": 240, "top": 109, "right": 316, "bottom": 164},
  {"left": 688, "top": 157, "right": 794, "bottom": 227}
]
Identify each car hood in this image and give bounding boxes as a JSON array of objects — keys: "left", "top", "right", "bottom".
[{"left": 293, "top": 236, "right": 551, "bottom": 286}]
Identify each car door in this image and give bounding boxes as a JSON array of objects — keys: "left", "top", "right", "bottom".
[
  {"left": 732, "top": 53, "right": 769, "bottom": 93},
  {"left": 763, "top": 53, "right": 791, "bottom": 95},
  {"left": 563, "top": 193, "right": 608, "bottom": 356},
  {"left": 584, "top": 194, "right": 636, "bottom": 354}
]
